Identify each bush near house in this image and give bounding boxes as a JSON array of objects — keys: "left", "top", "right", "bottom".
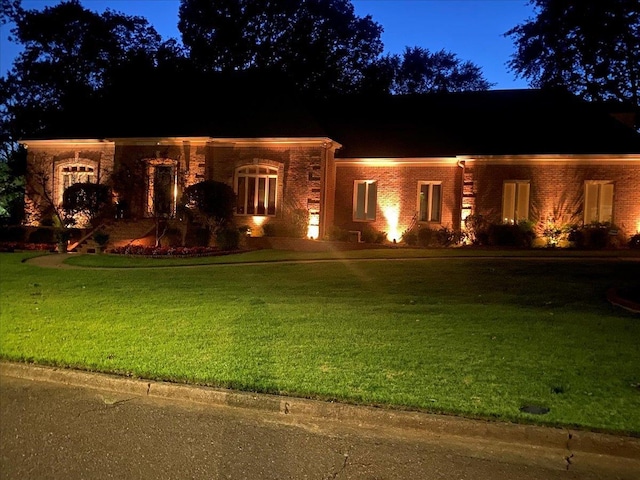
[
  {"left": 325, "top": 225, "right": 349, "bottom": 242},
  {"left": 401, "top": 226, "right": 462, "bottom": 248},
  {"left": 215, "top": 226, "right": 242, "bottom": 251},
  {"left": 629, "top": 233, "right": 640, "bottom": 249},
  {"left": 487, "top": 221, "right": 536, "bottom": 248},
  {"left": 360, "top": 226, "right": 386, "bottom": 244},
  {"left": 568, "top": 223, "right": 620, "bottom": 249},
  {"left": 0, "top": 226, "right": 27, "bottom": 243}
]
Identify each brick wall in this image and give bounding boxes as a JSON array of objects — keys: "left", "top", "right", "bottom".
[
  {"left": 207, "top": 142, "right": 330, "bottom": 236},
  {"left": 334, "top": 163, "right": 463, "bottom": 239},
  {"left": 24, "top": 142, "right": 115, "bottom": 226},
  {"left": 468, "top": 160, "right": 640, "bottom": 239}
]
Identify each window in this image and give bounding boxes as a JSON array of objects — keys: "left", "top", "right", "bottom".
[
  {"left": 62, "top": 165, "right": 95, "bottom": 190},
  {"left": 418, "top": 182, "right": 442, "bottom": 222},
  {"left": 58, "top": 165, "right": 95, "bottom": 203},
  {"left": 353, "top": 180, "right": 377, "bottom": 221},
  {"left": 235, "top": 166, "right": 277, "bottom": 216},
  {"left": 502, "top": 181, "right": 530, "bottom": 223},
  {"left": 584, "top": 181, "right": 613, "bottom": 224}
]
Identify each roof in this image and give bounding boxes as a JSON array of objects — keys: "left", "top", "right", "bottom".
[
  {"left": 28, "top": 79, "right": 640, "bottom": 157},
  {"left": 320, "top": 89, "right": 640, "bottom": 157}
]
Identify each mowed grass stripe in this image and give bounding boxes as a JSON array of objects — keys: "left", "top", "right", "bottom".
[{"left": 1, "top": 253, "right": 639, "bottom": 433}]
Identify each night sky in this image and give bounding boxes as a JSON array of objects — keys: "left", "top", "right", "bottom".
[{"left": 0, "top": 0, "right": 532, "bottom": 89}]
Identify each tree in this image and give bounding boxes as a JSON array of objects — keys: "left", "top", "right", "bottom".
[
  {"left": 181, "top": 180, "right": 237, "bottom": 249},
  {"left": 1, "top": 0, "right": 180, "bottom": 140},
  {"left": 61, "top": 182, "right": 112, "bottom": 227},
  {"left": 505, "top": 0, "right": 640, "bottom": 108},
  {"left": 178, "top": 0, "right": 384, "bottom": 94},
  {"left": 388, "top": 47, "right": 494, "bottom": 94},
  {"left": 182, "top": 180, "right": 235, "bottom": 228}
]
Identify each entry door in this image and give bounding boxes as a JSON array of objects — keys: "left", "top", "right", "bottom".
[{"left": 154, "top": 166, "right": 173, "bottom": 217}]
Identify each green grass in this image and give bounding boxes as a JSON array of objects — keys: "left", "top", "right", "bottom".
[{"left": 1, "top": 251, "right": 639, "bottom": 434}]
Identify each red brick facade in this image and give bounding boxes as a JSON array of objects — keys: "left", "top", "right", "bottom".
[
  {"left": 465, "top": 156, "right": 640, "bottom": 240},
  {"left": 334, "top": 160, "right": 463, "bottom": 240},
  {"left": 23, "top": 138, "right": 640, "bottom": 243}
]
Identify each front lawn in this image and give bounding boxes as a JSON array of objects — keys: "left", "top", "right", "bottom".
[{"left": 1, "top": 252, "right": 639, "bottom": 434}]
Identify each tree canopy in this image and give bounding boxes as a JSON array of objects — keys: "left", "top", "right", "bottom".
[
  {"left": 1, "top": 0, "right": 182, "bottom": 140},
  {"left": 62, "top": 182, "right": 112, "bottom": 227},
  {"left": 387, "top": 47, "right": 494, "bottom": 94},
  {"left": 181, "top": 180, "right": 236, "bottom": 228},
  {"left": 178, "top": 0, "right": 385, "bottom": 95},
  {"left": 505, "top": 0, "right": 640, "bottom": 107}
]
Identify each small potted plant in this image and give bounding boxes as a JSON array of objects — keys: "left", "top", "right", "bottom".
[{"left": 93, "top": 231, "right": 110, "bottom": 254}]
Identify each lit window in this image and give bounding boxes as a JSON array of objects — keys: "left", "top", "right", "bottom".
[
  {"left": 235, "top": 166, "right": 277, "bottom": 216},
  {"left": 418, "top": 182, "right": 442, "bottom": 222},
  {"left": 353, "top": 180, "right": 377, "bottom": 221},
  {"left": 502, "top": 181, "right": 530, "bottom": 223},
  {"left": 584, "top": 181, "right": 613, "bottom": 224},
  {"left": 59, "top": 165, "right": 95, "bottom": 203}
]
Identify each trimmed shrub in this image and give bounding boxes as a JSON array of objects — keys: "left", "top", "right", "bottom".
[
  {"left": 568, "top": 223, "right": 618, "bottom": 249},
  {"left": 417, "top": 227, "right": 436, "bottom": 247},
  {"left": 325, "top": 225, "right": 349, "bottom": 241},
  {"left": 0, "top": 226, "right": 27, "bottom": 243},
  {"left": 486, "top": 221, "right": 535, "bottom": 247},
  {"left": 28, "top": 227, "right": 54, "bottom": 244},
  {"left": 361, "top": 225, "right": 386, "bottom": 244},
  {"left": 216, "top": 227, "right": 241, "bottom": 251},
  {"left": 402, "top": 230, "right": 417, "bottom": 246},
  {"left": 262, "top": 222, "right": 278, "bottom": 237}
]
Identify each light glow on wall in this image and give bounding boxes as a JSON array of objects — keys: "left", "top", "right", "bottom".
[
  {"left": 252, "top": 216, "right": 267, "bottom": 227},
  {"left": 382, "top": 205, "right": 401, "bottom": 243},
  {"left": 307, "top": 212, "right": 320, "bottom": 239}
]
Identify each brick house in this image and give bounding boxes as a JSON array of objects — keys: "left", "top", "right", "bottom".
[{"left": 21, "top": 88, "right": 640, "bottom": 245}]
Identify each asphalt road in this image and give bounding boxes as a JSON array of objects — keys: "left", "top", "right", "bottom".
[{"left": 1, "top": 372, "right": 638, "bottom": 480}]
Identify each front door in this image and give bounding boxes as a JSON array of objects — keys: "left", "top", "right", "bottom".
[{"left": 154, "top": 166, "right": 173, "bottom": 217}]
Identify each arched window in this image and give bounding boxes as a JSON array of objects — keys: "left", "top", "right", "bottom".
[
  {"left": 56, "top": 163, "right": 97, "bottom": 204},
  {"left": 235, "top": 166, "right": 278, "bottom": 216}
]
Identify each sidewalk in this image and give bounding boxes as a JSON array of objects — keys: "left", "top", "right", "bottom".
[{"left": 2, "top": 361, "right": 639, "bottom": 479}]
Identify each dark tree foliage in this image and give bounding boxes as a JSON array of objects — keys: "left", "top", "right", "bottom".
[
  {"left": 182, "top": 180, "right": 236, "bottom": 228},
  {"left": 388, "top": 47, "right": 494, "bottom": 94},
  {"left": 178, "top": 0, "right": 384, "bottom": 94},
  {"left": 1, "top": 0, "right": 183, "bottom": 140},
  {"left": 62, "top": 182, "right": 112, "bottom": 225},
  {"left": 505, "top": 0, "right": 640, "bottom": 107}
]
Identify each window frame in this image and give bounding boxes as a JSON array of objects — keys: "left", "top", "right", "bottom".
[
  {"left": 584, "top": 180, "right": 614, "bottom": 224},
  {"left": 417, "top": 181, "right": 443, "bottom": 223},
  {"left": 502, "top": 180, "right": 530, "bottom": 224},
  {"left": 353, "top": 180, "right": 377, "bottom": 221},
  {"left": 58, "top": 164, "right": 96, "bottom": 204},
  {"left": 235, "top": 165, "right": 278, "bottom": 217}
]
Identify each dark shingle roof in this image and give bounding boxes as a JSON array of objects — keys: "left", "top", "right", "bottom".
[
  {"left": 320, "top": 89, "right": 640, "bottom": 157},
  {"left": 31, "top": 79, "right": 640, "bottom": 156}
]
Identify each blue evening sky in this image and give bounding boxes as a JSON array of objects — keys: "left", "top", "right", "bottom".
[{"left": 0, "top": 0, "right": 533, "bottom": 89}]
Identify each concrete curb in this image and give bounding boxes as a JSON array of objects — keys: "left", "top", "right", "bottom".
[{"left": 2, "top": 361, "right": 639, "bottom": 464}]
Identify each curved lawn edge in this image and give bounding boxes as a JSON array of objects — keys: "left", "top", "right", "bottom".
[{"left": 33, "top": 247, "right": 640, "bottom": 269}]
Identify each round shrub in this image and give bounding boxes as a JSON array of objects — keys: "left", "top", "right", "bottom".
[
  {"left": 216, "top": 227, "right": 241, "bottom": 251},
  {"left": 628, "top": 233, "right": 640, "bottom": 249}
]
